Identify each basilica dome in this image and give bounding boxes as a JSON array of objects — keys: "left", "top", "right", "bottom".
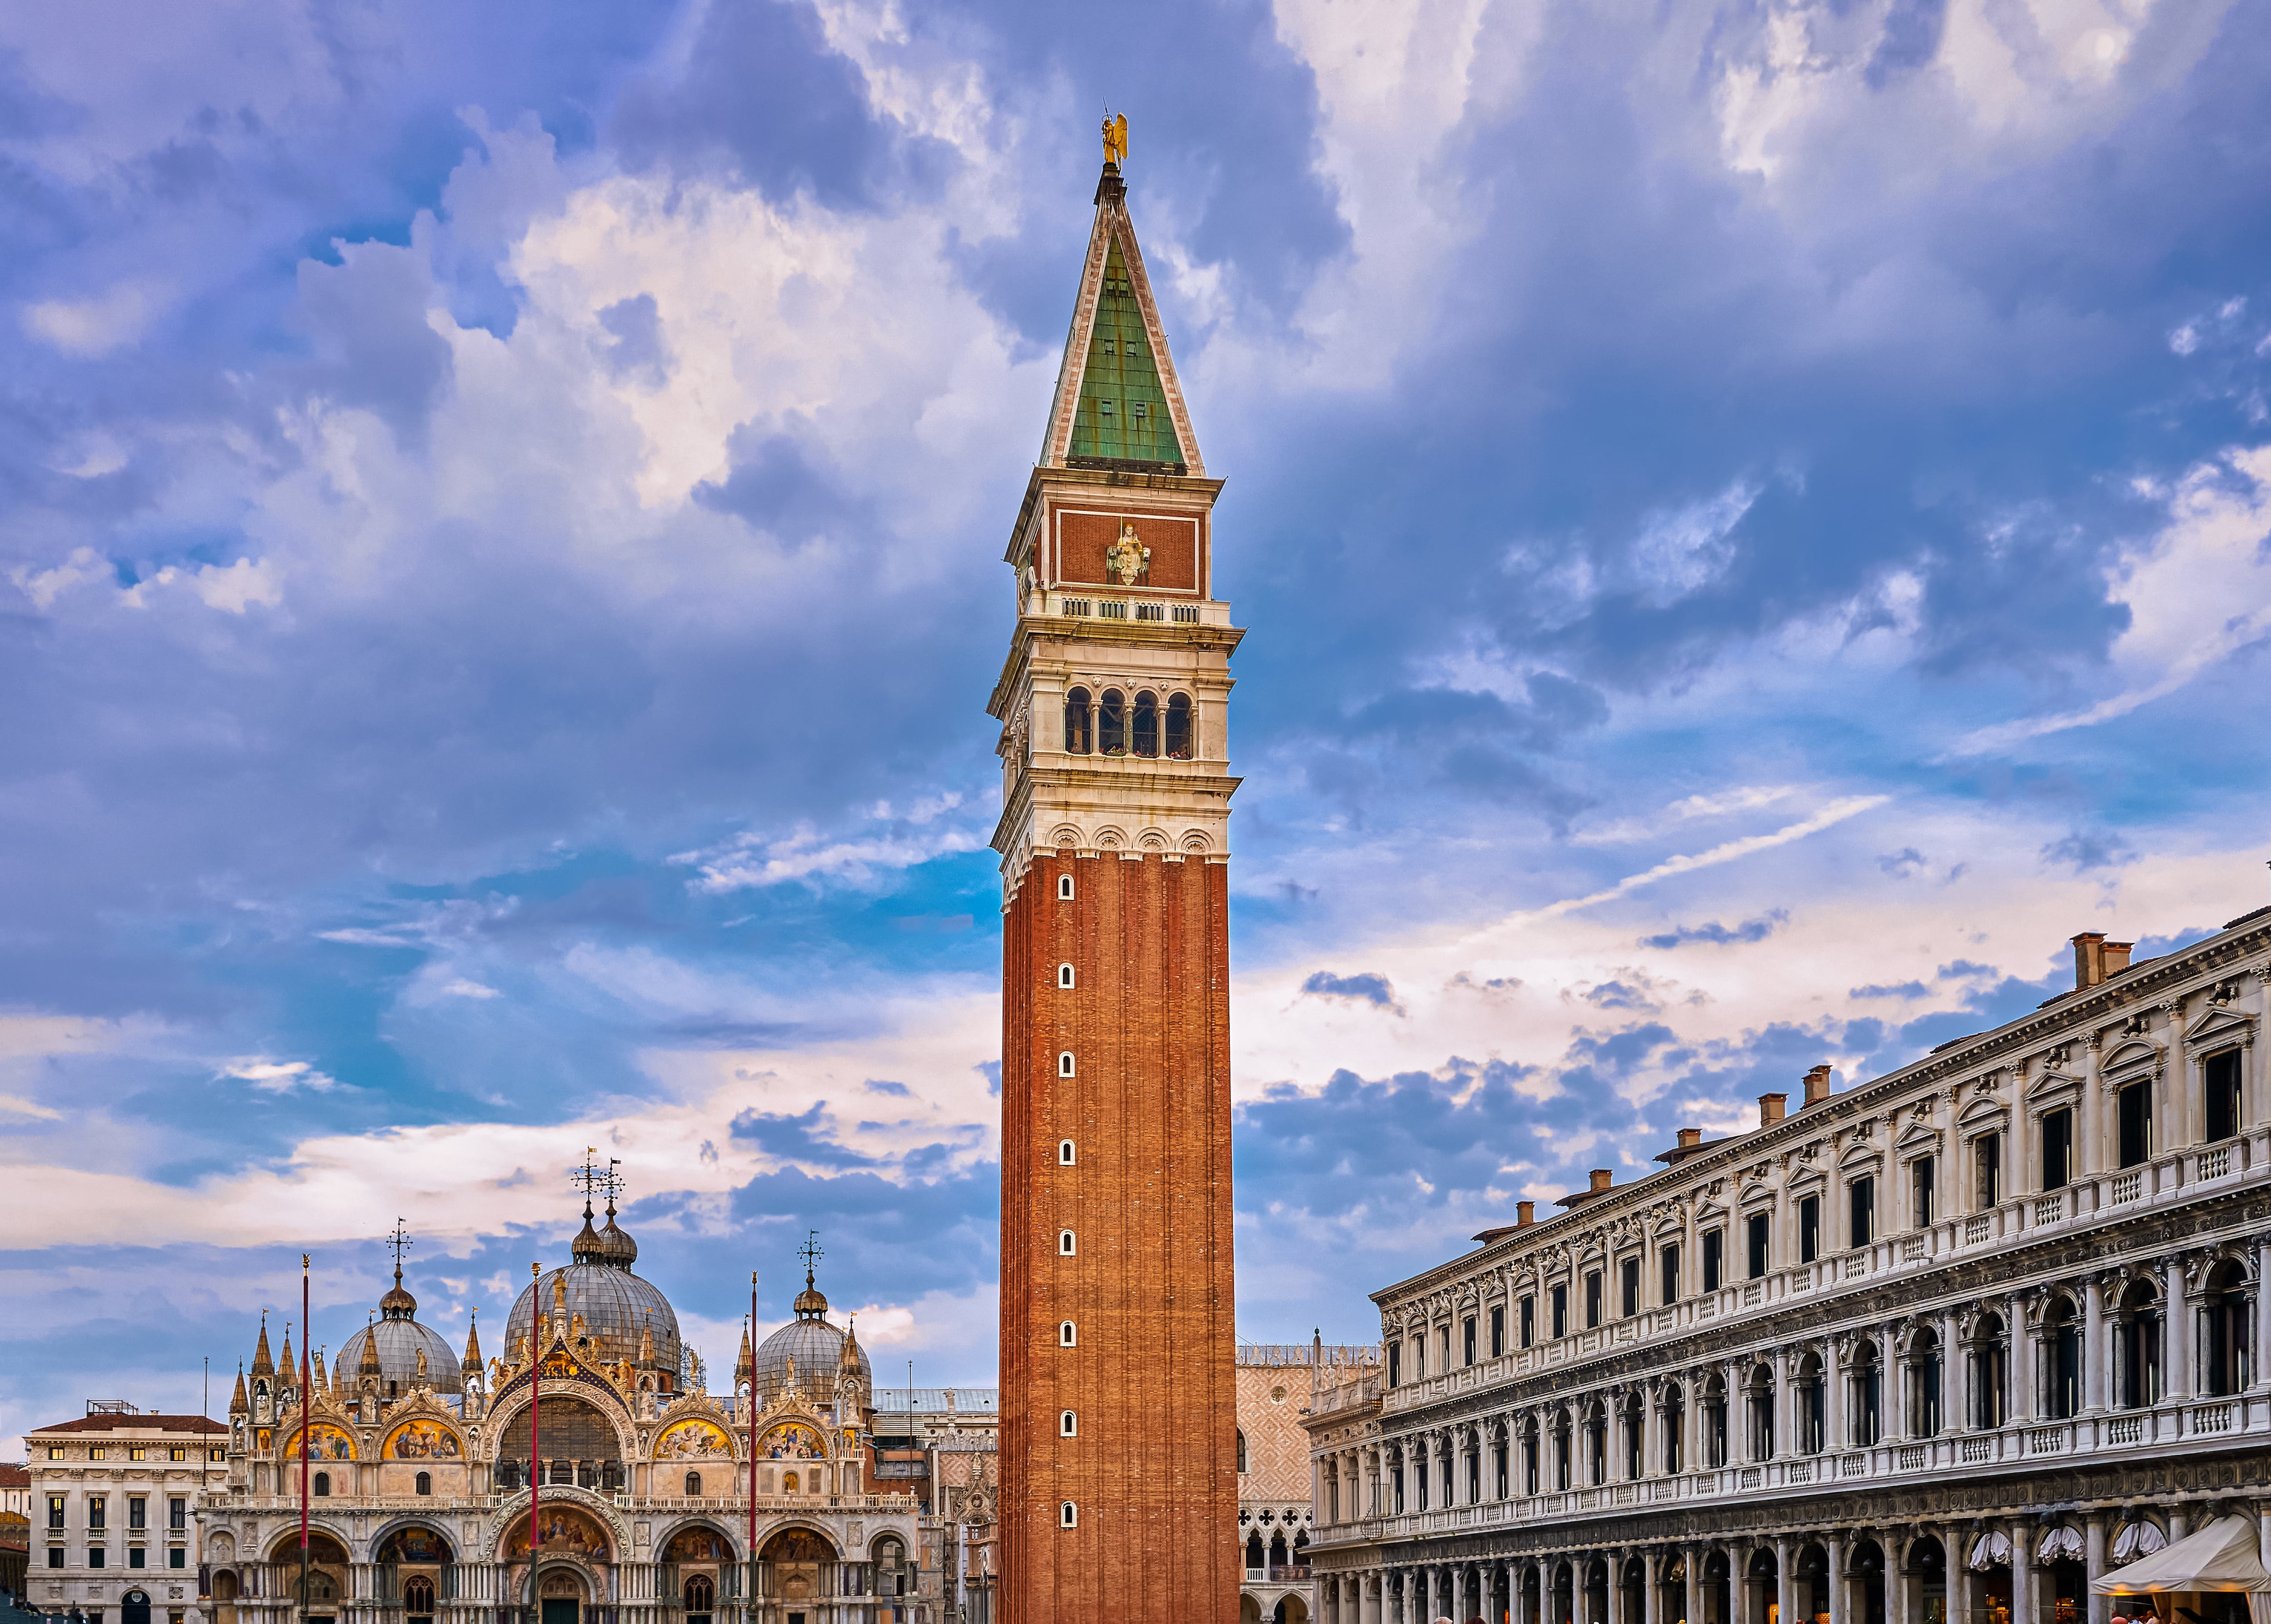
[
  {"left": 333, "top": 1267, "right": 461, "bottom": 1396},
  {"left": 750, "top": 1268, "right": 871, "bottom": 1406},
  {"left": 504, "top": 1201, "right": 682, "bottom": 1381}
]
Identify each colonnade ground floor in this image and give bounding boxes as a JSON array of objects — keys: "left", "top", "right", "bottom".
[{"left": 1314, "top": 1468, "right": 2267, "bottom": 1624}]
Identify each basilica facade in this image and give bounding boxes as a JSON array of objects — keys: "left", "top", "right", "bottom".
[
  {"left": 198, "top": 1196, "right": 919, "bottom": 1624},
  {"left": 1308, "top": 904, "right": 2271, "bottom": 1624}
]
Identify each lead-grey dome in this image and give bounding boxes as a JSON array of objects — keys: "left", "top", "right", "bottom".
[
  {"left": 334, "top": 1268, "right": 461, "bottom": 1396},
  {"left": 504, "top": 1201, "right": 681, "bottom": 1379},
  {"left": 751, "top": 1270, "right": 870, "bottom": 1406}
]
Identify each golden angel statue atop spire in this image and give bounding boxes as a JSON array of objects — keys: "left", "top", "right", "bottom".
[{"left": 1102, "top": 111, "right": 1128, "bottom": 168}]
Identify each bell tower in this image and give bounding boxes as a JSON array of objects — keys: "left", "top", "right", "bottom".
[{"left": 990, "top": 131, "right": 1242, "bottom": 1624}]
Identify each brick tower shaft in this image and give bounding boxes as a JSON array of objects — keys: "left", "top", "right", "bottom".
[{"left": 990, "top": 147, "right": 1243, "bottom": 1623}]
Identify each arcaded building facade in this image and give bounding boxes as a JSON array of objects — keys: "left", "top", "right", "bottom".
[
  {"left": 991, "top": 140, "right": 1242, "bottom": 1623},
  {"left": 1310, "top": 906, "right": 2271, "bottom": 1624}
]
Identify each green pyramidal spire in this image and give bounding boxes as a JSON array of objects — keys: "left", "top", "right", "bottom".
[{"left": 1065, "top": 240, "right": 1184, "bottom": 467}]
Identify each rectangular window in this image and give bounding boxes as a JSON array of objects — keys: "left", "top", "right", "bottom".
[
  {"left": 1462, "top": 1316, "right": 1476, "bottom": 1366},
  {"left": 1702, "top": 1229, "right": 1724, "bottom": 1292},
  {"left": 89, "top": 1548, "right": 105, "bottom": 1570},
  {"left": 2206, "top": 1050, "right": 2243, "bottom": 1142},
  {"left": 169, "top": 1550, "right": 186, "bottom": 1571},
  {"left": 1550, "top": 1284, "right": 1568, "bottom": 1340},
  {"left": 2117, "top": 1082, "right": 2151, "bottom": 1169},
  {"left": 48, "top": 1446, "right": 63, "bottom": 1460},
  {"left": 1912, "top": 1157, "right": 1936, "bottom": 1228},
  {"left": 1387, "top": 1343, "right": 1401, "bottom": 1387},
  {"left": 1798, "top": 1195, "right": 1820, "bottom": 1263},
  {"left": 1746, "top": 1213, "right": 1770, "bottom": 1279},
  {"left": 168, "top": 1447, "right": 185, "bottom": 1463},
  {"left": 1849, "top": 1177, "right": 1875, "bottom": 1248},
  {"left": 128, "top": 1447, "right": 146, "bottom": 1462},
  {"left": 48, "top": 1497, "right": 65, "bottom": 1531},
  {"left": 1439, "top": 1326, "right": 1450, "bottom": 1370},
  {"left": 1660, "top": 1244, "right": 1680, "bottom": 1305},
  {"left": 2042, "top": 1108, "right": 2073, "bottom": 1190},
  {"left": 1489, "top": 1305, "right": 1505, "bottom": 1358},
  {"left": 89, "top": 1448, "right": 104, "bottom": 1462},
  {"left": 1519, "top": 1296, "right": 1535, "bottom": 1349},
  {"left": 1620, "top": 1257, "right": 1640, "bottom": 1319},
  {"left": 130, "top": 1548, "right": 145, "bottom": 1570},
  {"left": 128, "top": 1498, "right": 145, "bottom": 1530},
  {"left": 1412, "top": 1337, "right": 1425, "bottom": 1381},
  {"left": 1584, "top": 1271, "right": 1602, "bottom": 1330},
  {"left": 88, "top": 1498, "right": 105, "bottom": 1531},
  {"left": 47, "top": 1550, "right": 63, "bottom": 1570},
  {"left": 1976, "top": 1132, "right": 2002, "bottom": 1207},
  {"left": 168, "top": 1500, "right": 186, "bottom": 1532}
]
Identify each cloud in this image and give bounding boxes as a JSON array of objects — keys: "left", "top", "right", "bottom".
[
  {"left": 2041, "top": 830, "right": 2137, "bottom": 873},
  {"left": 1638, "top": 911, "right": 1788, "bottom": 949},
  {"left": 218, "top": 1058, "right": 340, "bottom": 1095},
  {"left": 1300, "top": 971, "right": 1405, "bottom": 1014},
  {"left": 20, "top": 281, "right": 159, "bottom": 355}
]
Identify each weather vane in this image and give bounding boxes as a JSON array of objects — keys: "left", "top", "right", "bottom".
[
  {"left": 385, "top": 1219, "right": 412, "bottom": 1275},
  {"left": 799, "top": 1230, "right": 824, "bottom": 1285},
  {"left": 1101, "top": 108, "right": 1127, "bottom": 169}
]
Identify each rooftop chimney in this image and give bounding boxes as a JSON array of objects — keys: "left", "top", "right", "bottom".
[
  {"left": 2103, "top": 940, "right": 2134, "bottom": 977},
  {"left": 1802, "top": 1064, "right": 1833, "bottom": 1107},
  {"left": 2072, "top": 931, "right": 2106, "bottom": 990},
  {"left": 1676, "top": 1128, "right": 1702, "bottom": 1148},
  {"left": 1516, "top": 1201, "right": 1535, "bottom": 1227},
  {"left": 1589, "top": 1168, "right": 1613, "bottom": 1194},
  {"left": 1760, "top": 1093, "right": 1788, "bottom": 1126}
]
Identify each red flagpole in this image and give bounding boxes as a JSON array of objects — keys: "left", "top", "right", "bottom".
[
  {"left": 299, "top": 1256, "right": 310, "bottom": 1624},
  {"left": 747, "top": 1272, "right": 758, "bottom": 1624},
  {"left": 530, "top": 1260, "right": 542, "bottom": 1624}
]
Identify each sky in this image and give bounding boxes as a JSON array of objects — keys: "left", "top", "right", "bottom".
[{"left": 4, "top": 0, "right": 2270, "bottom": 1454}]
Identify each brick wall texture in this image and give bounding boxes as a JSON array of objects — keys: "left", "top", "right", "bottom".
[{"left": 1000, "top": 849, "right": 1239, "bottom": 1624}]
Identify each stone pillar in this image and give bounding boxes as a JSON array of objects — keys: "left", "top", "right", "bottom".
[
  {"left": 1685, "top": 1546, "right": 1703, "bottom": 1624},
  {"left": 2085, "top": 1515, "right": 2108, "bottom": 1624},
  {"left": 1890, "top": 1535, "right": 1914, "bottom": 1624},
  {"left": 2009, "top": 1297, "right": 2035, "bottom": 1423},
  {"left": 2083, "top": 1280, "right": 2107, "bottom": 1416},
  {"left": 1775, "top": 1537, "right": 1795, "bottom": 1624},
  {"left": 2256, "top": 1239, "right": 2271, "bottom": 1396},
  {"left": 2168, "top": 1258, "right": 2194, "bottom": 1403},
  {"left": 2007, "top": 1523, "right": 2032, "bottom": 1624},
  {"left": 1826, "top": 1343, "right": 1847, "bottom": 1454},
  {"left": 1643, "top": 1554, "right": 1661, "bottom": 1624},
  {"left": 1609, "top": 1554, "right": 1626, "bottom": 1624},
  {"left": 1889, "top": 1340, "right": 1910, "bottom": 1444},
  {"left": 1827, "top": 1534, "right": 1847, "bottom": 1624}
]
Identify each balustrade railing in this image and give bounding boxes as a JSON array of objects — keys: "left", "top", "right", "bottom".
[{"left": 1313, "top": 1398, "right": 2271, "bottom": 1552}]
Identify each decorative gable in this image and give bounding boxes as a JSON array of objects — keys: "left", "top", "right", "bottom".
[
  {"left": 2099, "top": 1037, "right": 2162, "bottom": 1081},
  {"left": 2184, "top": 1006, "right": 2255, "bottom": 1054}
]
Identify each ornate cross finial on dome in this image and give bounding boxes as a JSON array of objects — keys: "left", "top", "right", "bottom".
[
  {"left": 793, "top": 1231, "right": 829, "bottom": 1321},
  {"left": 379, "top": 1218, "right": 419, "bottom": 1320}
]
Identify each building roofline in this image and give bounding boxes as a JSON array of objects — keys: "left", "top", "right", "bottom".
[{"left": 1369, "top": 904, "right": 2271, "bottom": 1309}]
